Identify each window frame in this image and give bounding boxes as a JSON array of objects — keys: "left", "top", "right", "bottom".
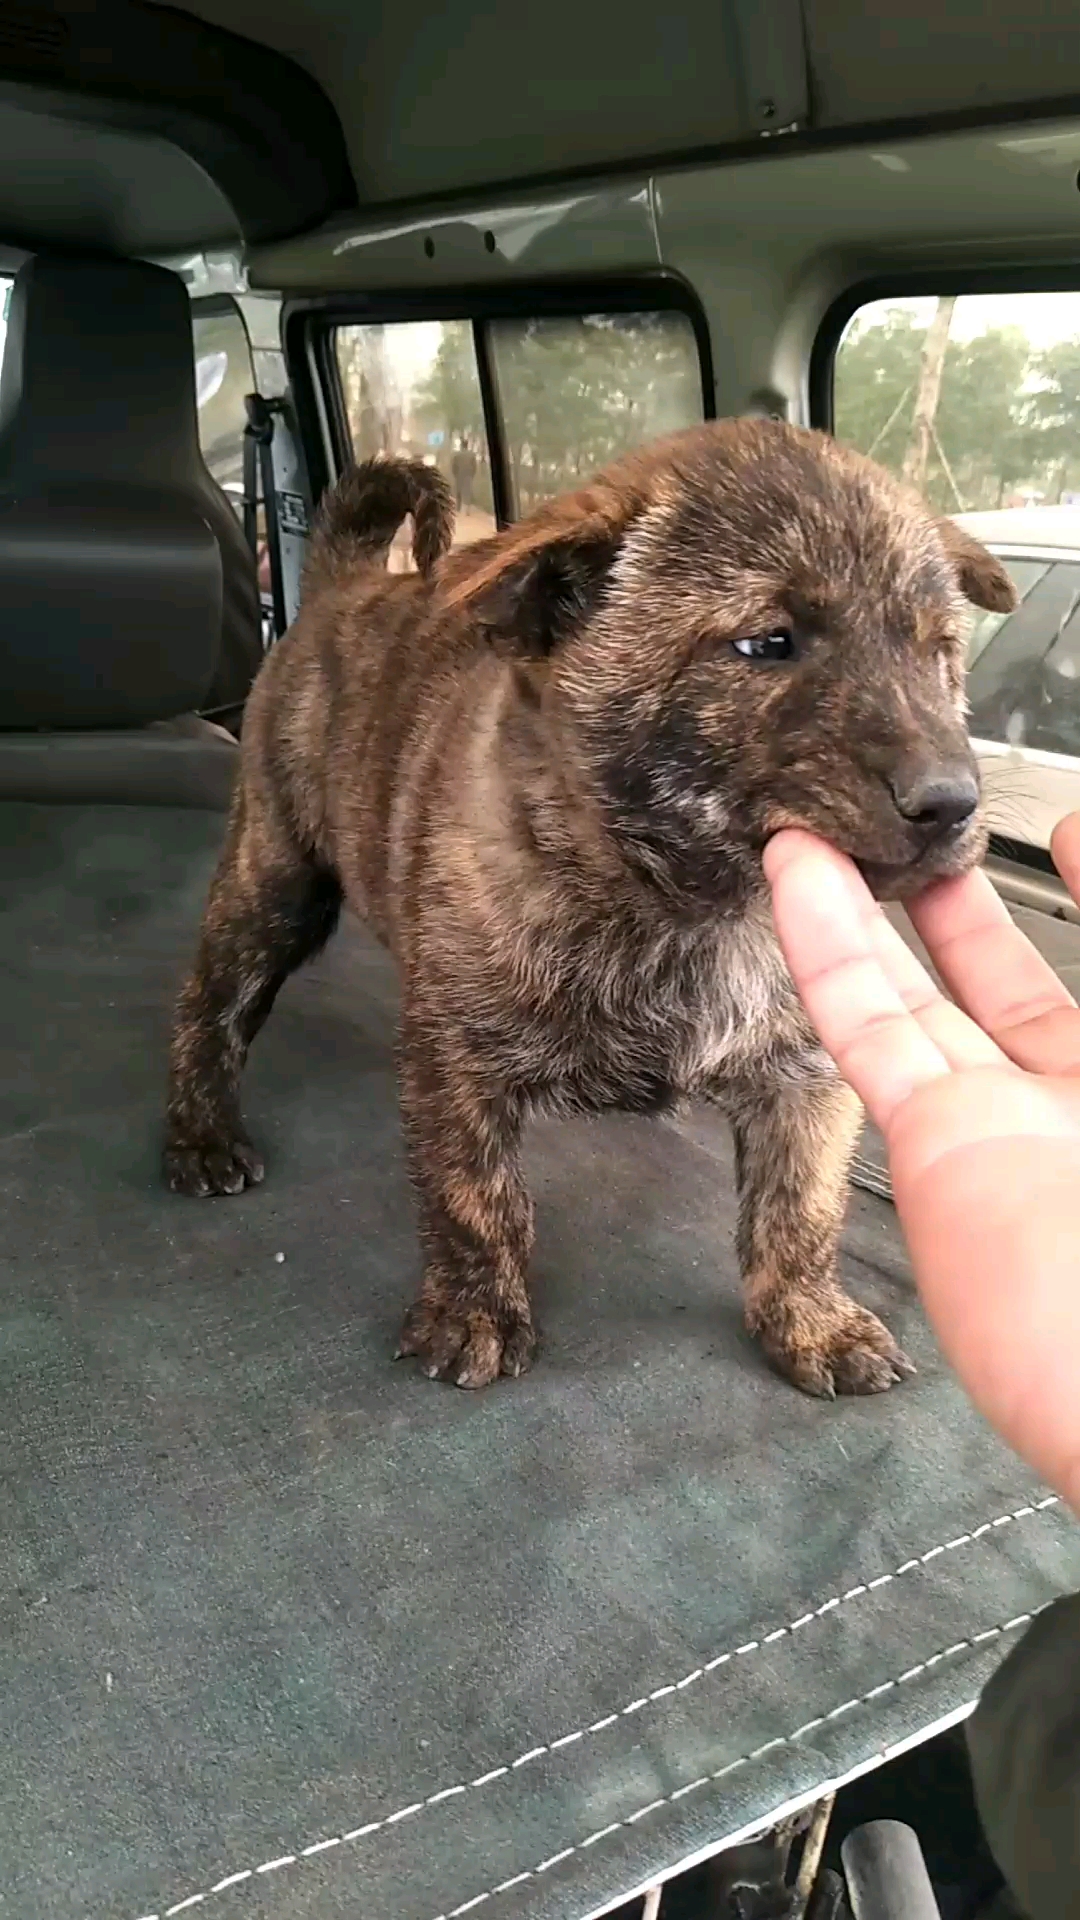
[{"left": 282, "top": 273, "right": 716, "bottom": 529}]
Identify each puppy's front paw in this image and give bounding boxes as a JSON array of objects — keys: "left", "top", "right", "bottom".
[
  {"left": 163, "top": 1128, "right": 265, "bottom": 1197},
  {"left": 752, "top": 1296, "right": 915, "bottom": 1399},
  {"left": 396, "top": 1295, "right": 538, "bottom": 1389}
]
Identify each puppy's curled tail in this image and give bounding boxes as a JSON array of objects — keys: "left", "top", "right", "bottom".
[{"left": 305, "top": 456, "right": 455, "bottom": 584}]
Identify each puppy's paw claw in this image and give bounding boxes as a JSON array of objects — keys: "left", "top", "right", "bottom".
[
  {"left": 755, "top": 1300, "right": 914, "bottom": 1399},
  {"left": 163, "top": 1131, "right": 264, "bottom": 1197},
  {"left": 396, "top": 1298, "right": 538, "bottom": 1389}
]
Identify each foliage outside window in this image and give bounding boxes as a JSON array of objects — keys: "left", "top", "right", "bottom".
[
  {"left": 487, "top": 312, "right": 703, "bottom": 515},
  {"left": 335, "top": 320, "right": 494, "bottom": 565},
  {"left": 834, "top": 292, "right": 1080, "bottom": 513},
  {"left": 334, "top": 308, "right": 705, "bottom": 565}
]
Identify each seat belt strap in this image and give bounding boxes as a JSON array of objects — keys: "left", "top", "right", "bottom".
[{"left": 242, "top": 393, "right": 310, "bottom": 641}]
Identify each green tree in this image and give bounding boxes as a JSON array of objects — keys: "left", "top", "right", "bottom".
[
  {"left": 412, "top": 321, "right": 487, "bottom": 448},
  {"left": 936, "top": 326, "right": 1032, "bottom": 509},
  {"left": 412, "top": 322, "right": 494, "bottom": 515},
  {"left": 834, "top": 305, "right": 1059, "bottom": 511},
  {"left": 833, "top": 309, "right": 926, "bottom": 469},
  {"left": 411, "top": 313, "right": 701, "bottom": 517},
  {"left": 902, "top": 296, "right": 956, "bottom": 495},
  {"left": 1024, "top": 336, "right": 1080, "bottom": 500},
  {"left": 492, "top": 313, "right": 700, "bottom": 509}
]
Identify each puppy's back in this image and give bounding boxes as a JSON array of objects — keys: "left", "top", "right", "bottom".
[{"left": 239, "top": 460, "right": 496, "bottom": 925}]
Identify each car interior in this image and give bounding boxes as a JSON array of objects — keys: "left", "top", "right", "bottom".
[{"left": 3, "top": 5, "right": 1080, "bottom": 1920}]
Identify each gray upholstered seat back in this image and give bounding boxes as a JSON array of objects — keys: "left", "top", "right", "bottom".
[{"left": 0, "top": 255, "right": 223, "bottom": 731}]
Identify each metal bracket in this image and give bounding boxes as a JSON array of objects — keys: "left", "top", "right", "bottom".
[{"left": 729, "top": 0, "right": 811, "bottom": 137}]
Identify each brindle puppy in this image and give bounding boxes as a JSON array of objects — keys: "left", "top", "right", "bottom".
[{"left": 164, "top": 422, "right": 1015, "bottom": 1396}]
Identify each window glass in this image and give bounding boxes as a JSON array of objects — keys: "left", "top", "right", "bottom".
[
  {"left": 833, "top": 291, "right": 1080, "bottom": 514},
  {"left": 335, "top": 320, "right": 494, "bottom": 564},
  {"left": 191, "top": 299, "right": 254, "bottom": 506},
  {"left": 967, "top": 561, "right": 1080, "bottom": 754},
  {"left": 833, "top": 289, "right": 1080, "bottom": 774},
  {"left": 333, "top": 309, "right": 706, "bottom": 565},
  {"left": 489, "top": 310, "right": 704, "bottom": 516},
  {"left": 967, "top": 558, "right": 1049, "bottom": 666}
]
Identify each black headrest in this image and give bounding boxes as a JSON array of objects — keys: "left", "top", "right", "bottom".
[
  {"left": 0, "top": 256, "right": 205, "bottom": 482},
  {"left": 0, "top": 256, "right": 222, "bottom": 730}
]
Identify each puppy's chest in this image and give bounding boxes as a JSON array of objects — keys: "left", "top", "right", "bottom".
[{"left": 560, "top": 913, "right": 796, "bottom": 1104}]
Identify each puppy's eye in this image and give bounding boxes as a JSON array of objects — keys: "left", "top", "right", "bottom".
[{"left": 731, "top": 630, "right": 794, "bottom": 663}]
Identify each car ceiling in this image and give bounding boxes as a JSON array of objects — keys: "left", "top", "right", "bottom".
[
  {"left": 0, "top": 0, "right": 1076, "bottom": 256},
  {"left": 147, "top": 0, "right": 1080, "bottom": 205}
]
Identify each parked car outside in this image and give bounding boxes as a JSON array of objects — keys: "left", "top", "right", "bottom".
[{"left": 956, "top": 507, "right": 1080, "bottom": 852}]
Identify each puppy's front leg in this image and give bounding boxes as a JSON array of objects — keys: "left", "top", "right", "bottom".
[
  {"left": 729, "top": 1065, "right": 915, "bottom": 1397},
  {"left": 396, "top": 1024, "right": 538, "bottom": 1389}
]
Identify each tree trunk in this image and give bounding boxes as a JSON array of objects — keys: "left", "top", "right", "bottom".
[
  {"left": 901, "top": 297, "right": 956, "bottom": 494},
  {"left": 511, "top": 449, "right": 524, "bottom": 516},
  {"left": 360, "top": 326, "right": 398, "bottom": 455}
]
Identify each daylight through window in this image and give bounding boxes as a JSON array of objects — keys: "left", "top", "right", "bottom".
[
  {"left": 833, "top": 291, "right": 1080, "bottom": 515},
  {"left": 335, "top": 320, "right": 494, "bottom": 566},
  {"left": 333, "top": 307, "right": 706, "bottom": 567},
  {"left": 488, "top": 311, "right": 704, "bottom": 516}
]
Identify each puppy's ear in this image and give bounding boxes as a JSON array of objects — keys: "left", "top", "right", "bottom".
[
  {"left": 440, "top": 484, "right": 642, "bottom": 656},
  {"left": 468, "top": 532, "right": 620, "bottom": 656},
  {"left": 937, "top": 519, "right": 1019, "bottom": 613}
]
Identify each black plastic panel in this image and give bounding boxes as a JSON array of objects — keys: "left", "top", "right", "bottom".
[{"left": 0, "top": 0, "right": 354, "bottom": 251}]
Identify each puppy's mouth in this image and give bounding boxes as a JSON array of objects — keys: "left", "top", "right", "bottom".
[
  {"left": 761, "top": 805, "right": 986, "bottom": 903},
  {"left": 854, "top": 821, "right": 986, "bottom": 902}
]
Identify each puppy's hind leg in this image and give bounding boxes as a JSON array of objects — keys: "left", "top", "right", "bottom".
[
  {"left": 728, "top": 1064, "right": 915, "bottom": 1397},
  {"left": 164, "top": 796, "right": 342, "bottom": 1196}
]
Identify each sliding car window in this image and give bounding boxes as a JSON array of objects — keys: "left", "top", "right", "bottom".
[
  {"left": 335, "top": 320, "right": 493, "bottom": 562},
  {"left": 191, "top": 297, "right": 256, "bottom": 512},
  {"left": 488, "top": 310, "right": 704, "bottom": 516},
  {"left": 828, "top": 286, "right": 1080, "bottom": 850},
  {"left": 331, "top": 303, "right": 706, "bottom": 564}
]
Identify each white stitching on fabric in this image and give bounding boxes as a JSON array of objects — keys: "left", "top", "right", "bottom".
[
  {"left": 128, "top": 1495, "right": 1059, "bottom": 1920},
  {"left": 424, "top": 1609, "right": 1037, "bottom": 1920}
]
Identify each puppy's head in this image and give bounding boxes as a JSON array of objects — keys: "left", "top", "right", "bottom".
[{"left": 442, "top": 420, "right": 1017, "bottom": 903}]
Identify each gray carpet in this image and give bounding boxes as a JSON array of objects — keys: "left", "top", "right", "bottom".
[{"left": 2, "top": 803, "right": 1077, "bottom": 1920}]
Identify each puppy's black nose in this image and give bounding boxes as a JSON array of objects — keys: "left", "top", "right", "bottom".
[{"left": 890, "top": 767, "right": 979, "bottom": 839}]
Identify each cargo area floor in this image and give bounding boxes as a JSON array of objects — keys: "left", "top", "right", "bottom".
[{"left": 2, "top": 802, "right": 1077, "bottom": 1920}]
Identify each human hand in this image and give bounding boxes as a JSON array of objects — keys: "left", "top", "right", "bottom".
[{"left": 764, "top": 815, "right": 1080, "bottom": 1511}]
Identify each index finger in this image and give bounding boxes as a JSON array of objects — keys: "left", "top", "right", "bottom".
[{"left": 764, "top": 830, "right": 952, "bottom": 1132}]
